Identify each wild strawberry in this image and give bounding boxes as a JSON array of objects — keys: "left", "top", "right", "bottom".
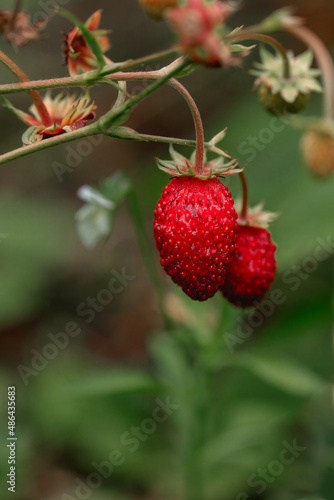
[
  {"left": 139, "top": 0, "right": 178, "bottom": 20},
  {"left": 252, "top": 48, "right": 322, "bottom": 115},
  {"left": 258, "top": 82, "right": 309, "bottom": 115},
  {"left": 221, "top": 224, "right": 277, "bottom": 308},
  {"left": 154, "top": 176, "right": 238, "bottom": 301},
  {"left": 301, "top": 129, "right": 334, "bottom": 178}
]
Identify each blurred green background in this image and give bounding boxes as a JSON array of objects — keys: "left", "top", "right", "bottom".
[{"left": 0, "top": 1, "right": 333, "bottom": 499}]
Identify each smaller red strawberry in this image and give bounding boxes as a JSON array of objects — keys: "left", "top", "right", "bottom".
[{"left": 221, "top": 204, "right": 277, "bottom": 308}]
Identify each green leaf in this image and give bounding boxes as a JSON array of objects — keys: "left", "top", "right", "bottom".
[
  {"left": 99, "top": 171, "right": 132, "bottom": 205},
  {"left": 64, "top": 370, "right": 161, "bottom": 397},
  {"left": 0, "top": 195, "right": 73, "bottom": 326},
  {"left": 232, "top": 353, "right": 326, "bottom": 397}
]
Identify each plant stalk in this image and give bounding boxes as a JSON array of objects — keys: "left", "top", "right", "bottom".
[
  {"left": 227, "top": 32, "right": 291, "bottom": 79},
  {"left": 170, "top": 79, "right": 205, "bottom": 175},
  {"left": 0, "top": 49, "right": 179, "bottom": 95},
  {"left": 0, "top": 51, "right": 52, "bottom": 126},
  {"left": 286, "top": 25, "right": 334, "bottom": 120}
]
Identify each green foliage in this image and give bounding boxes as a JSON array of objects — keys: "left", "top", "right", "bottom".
[{"left": 0, "top": 194, "right": 73, "bottom": 325}]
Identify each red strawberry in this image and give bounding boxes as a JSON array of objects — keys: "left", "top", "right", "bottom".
[
  {"left": 154, "top": 176, "right": 238, "bottom": 301},
  {"left": 221, "top": 224, "right": 277, "bottom": 308}
]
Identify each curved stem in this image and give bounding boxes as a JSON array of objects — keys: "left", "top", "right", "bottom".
[
  {"left": 169, "top": 79, "right": 204, "bottom": 175},
  {"left": 0, "top": 51, "right": 52, "bottom": 126},
  {"left": 286, "top": 25, "right": 334, "bottom": 120},
  {"left": 99, "top": 59, "right": 190, "bottom": 132},
  {"left": 238, "top": 171, "right": 248, "bottom": 222},
  {"left": 103, "top": 65, "right": 205, "bottom": 175},
  {"left": 227, "top": 32, "right": 291, "bottom": 79}
]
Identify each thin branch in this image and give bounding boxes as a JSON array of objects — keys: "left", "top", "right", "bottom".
[
  {"left": 0, "top": 49, "right": 179, "bottom": 95},
  {"left": 286, "top": 25, "right": 334, "bottom": 120},
  {"left": 0, "top": 50, "right": 52, "bottom": 125},
  {"left": 0, "top": 122, "right": 101, "bottom": 166},
  {"left": 169, "top": 79, "right": 205, "bottom": 175},
  {"left": 226, "top": 32, "right": 291, "bottom": 79}
]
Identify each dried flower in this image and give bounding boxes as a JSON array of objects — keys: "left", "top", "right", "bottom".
[
  {"left": 3, "top": 92, "right": 96, "bottom": 144},
  {"left": 64, "top": 10, "right": 111, "bottom": 76},
  {"left": 0, "top": 8, "right": 45, "bottom": 47}
]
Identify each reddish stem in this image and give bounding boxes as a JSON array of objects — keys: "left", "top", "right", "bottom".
[
  {"left": 227, "top": 32, "right": 291, "bottom": 78},
  {"left": 238, "top": 171, "right": 248, "bottom": 222},
  {"left": 286, "top": 25, "right": 334, "bottom": 120},
  {"left": 169, "top": 79, "right": 205, "bottom": 176},
  {"left": 107, "top": 70, "right": 205, "bottom": 175},
  {"left": 0, "top": 51, "right": 52, "bottom": 126}
]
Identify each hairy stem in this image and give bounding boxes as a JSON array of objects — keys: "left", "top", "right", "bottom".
[
  {"left": 104, "top": 64, "right": 205, "bottom": 174},
  {"left": 286, "top": 25, "right": 334, "bottom": 120},
  {"left": 0, "top": 60, "right": 190, "bottom": 165},
  {"left": 0, "top": 122, "right": 101, "bottom": 165},
  {"left": 0, "top": 49, "right": 179, "bottom": 95},
  {"left": 99, "top": 59, "right": 190, "bottom": 131},
  {"left": 170, "top": 79, "right": 205, "bottom": 175},
  {"left": 0, "top": 51, "right": 52, "bottom": 126},
  {"left": 107, "top": 127, "right": 200, "bottom": 148},
  {"left": 227, "top": 32, "right": 291, "bottom": 78}
]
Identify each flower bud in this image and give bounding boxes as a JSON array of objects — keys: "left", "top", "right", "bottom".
[{"left": 258, "top": 83, "right": 309, "bottom": 115}]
